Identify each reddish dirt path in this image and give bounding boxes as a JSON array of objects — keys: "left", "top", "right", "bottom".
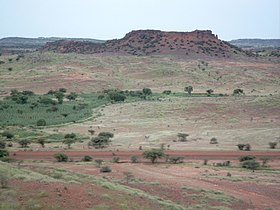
[{"left": 12, "top": 150, "right": 280, "bottom": 161}]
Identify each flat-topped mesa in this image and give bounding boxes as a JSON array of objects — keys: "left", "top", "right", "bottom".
[
  {"left": 41, "top": 29, "right": 243, "bottom": 57},
  {"left": 121, "top": 29, "right": 217, "bottom": 42}
]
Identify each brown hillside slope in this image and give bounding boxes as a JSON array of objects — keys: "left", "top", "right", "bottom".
[{"left": 42, "top": 30, "right": 243, "bottom": 57}]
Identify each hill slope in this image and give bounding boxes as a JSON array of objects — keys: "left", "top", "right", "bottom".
[
  {"left": 229, "top": 39, "right": 280, "bottom": 49},
  {"left": 42, "top": 30, "right": 244, "bottom": 57},
  {"left": 0, "top": 37, "right": 104, "bottom": 54}
]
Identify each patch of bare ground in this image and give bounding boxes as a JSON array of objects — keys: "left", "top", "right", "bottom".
[{"left": 2, "top": 176, "right": 162, "bottom": 210}]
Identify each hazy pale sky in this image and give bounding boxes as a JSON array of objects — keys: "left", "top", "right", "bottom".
[{"left": 1, "top": 0, "right": 279, "bottom": 40}]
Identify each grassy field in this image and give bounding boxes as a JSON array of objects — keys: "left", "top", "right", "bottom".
[{"left": 0, "top": 51, "right": 279, "bottom": 209}]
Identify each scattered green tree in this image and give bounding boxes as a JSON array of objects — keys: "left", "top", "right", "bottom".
[
  {"left": 206, "top": 89, "right": 214, "bottom": 95},
  {"left": 130, "top": 155, "right": 138, "bottom": 163},
  {"left": 0, "top": 149, "right": 9, "bottom": 158},
  {"left": 108, "top": 91, "right": 126, "bottom": 102},
  {"left": 2, "top": 131, "right": 14, "bottom": 139},
  {"left": 37, "top": 138, "right": 45, "bottom": 148},
  {"left": 0, "top": 141, "right": 6, "bottom": 149},
  {"left": 210, "top": 137, "right": 218, "bottom": 144},
  {"left": 237, "top": 144, "right": 246, "bottom": 150},
  {"left": 90, "top": 136, "right": 111, "bottom": 149},
  {"left": 233, "top": 88, "right": 244, "bottom": 95},
  {"left": 143, "top": 88, "right": 152, "bottom": 96},
  {"left": 142, "top": 149, "right": 165, "bottom": 164},
  {"left": 184, "top": 86, "right": 193, "bottom": 95},
  {"left": 241, "top": 160, "right": 260, "bottom": 170},
  {"left": 88, "top": 129, "right": 95, "bottom": 136},
  {"left": 269, "top": 142, "right": 277, "bottom": 149},
  {"left": 63, "top": 133, "right": 76, "bottom": 149},
  {"left": 98, "top": 132, "right": 114, "bottom": 138},
  {"left": 54, "top": 91, "right": 64, "bottom": 104},
  {"left": 66, "top": 92, "right": 78, "bottom": 101},
  {"left": 244, "top": 144, "right": 251, "bottom": 151},
  {"left": 18, "top": 139, "right": 31, "bottom": 148}
]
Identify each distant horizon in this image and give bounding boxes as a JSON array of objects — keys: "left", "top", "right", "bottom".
[
  {"left": 1, "top": 0, "right": 279, "bottom": 41},
  {"left": 1, "top": 28, "right": 280, "bottom": 42}
]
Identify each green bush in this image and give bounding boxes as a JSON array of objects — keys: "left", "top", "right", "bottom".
[
  {"left": 54, "top": 153, "right": 68, "bottom": 162},
  {"left": 83, "top": 155, "right": 93, "bottom": 162},
  {"left": 98, "top": 132, "right": 114, "bottom": 138},
  {"left": 269, "top": 142, "right": 277, "bottom": 149},
  {"left": 241, "top": 160, "right": 260, "bottom": 170},
  {"left": 237, "top": 144, "right": 246, "bottom": 150},
  {"left": 0, "top": 141, "right": 6, "bottom": 149},
  {"left": 239, "top": 155, "right": 256, "bottom": 162},
  {"left": 0, "top": 149, "right": 9, "bottom": 158},
  {"left": 210, "top": 137, "right": 218, "bottom": 144},
  {"left": 37, "top": 119, "right": 47, "bottom": 126},
  {"left": 2, "top": 131, "right": 14, "bottom": 139},
  {"left": 130, "top": 155, "right": 138, "bottom": 163},
  {"left": 18, "top": 139, "right": 31, "bottom": 148},
  {"left": 142, "top": 149, "right": 164, "bottom": 164},
  {"left": 143, "top": 88, "right": 152, "bottom": 95},
  {"left": 169, "top": 156, "right": 184, "bottom": 164}
]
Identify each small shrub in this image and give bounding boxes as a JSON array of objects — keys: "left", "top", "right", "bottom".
[
  {"left": 0, "top": 141, "right": 6, "bottom": 149},
  {"left": 215, "top": 161, "right": 231, "bottom": 167},
  {"left": 0, "top": 149, "right": 9, "bottom": 158},
  {"left": 226, "top": 172, "right": 232, "bottom": 177},
  {"left": 269, "top": 142, "right": 277, "bottom": 149},
  {"left": 95, "top": 159, "right": 103, "bottom": 168},
  {"left": 239, "top": 155, "right": 256, "bottom": 162},
  {"left": 83, "top": 155, "right": 93, "bottom": 162},
  {"left": 241, "top": 160, "right": 260, "bottom": 170},
  {"left": 98, "top": 132, "right": 114, "bottom": 138},
  {"left": 0, "top": 174, "right": 8, "bottom": 188},
  {"left": 169, "top": 156, "right": 184, "bottom": 164},
  {"left": 37, "top": 119, "right": 47, "bottom": 126},
  {"left": 162, "top": 90, "right": 171, "bottom": 95},
  {"left": 112, "top": 157, "right": 120, "bottom": 163},
  {"left": 18, "top": 139, "right": 31, "bottom": 148},
  {"left": 260, "top": 157, "right": 270, "bottom": 167},
  {"left": 130, "top": 155, "right": 138, "bottom": 163},
  {"left": 100, "top": 166, "right": 112, "bottom": 173},
  {"left": 2, "top": 131, "right": 14, "bottom": 139},
  {"left": 177, "top": 133, "right": 189, "bottom": 142},
  {"left": 54, "top": 153, "right": 68, "bottom": 162},
  {"left": 123, "top": 171, "right": 134, "bottom": 184},
  {"left": 237, "top": 144, "right": 246, "bottom": 150},
  {"left": 244, "top": 144, "right": 251, "bottom": 151},
  {"left": 210, "top": 137, "right": 218, "bottom": 144},
  {"left": 203, "top": 159, "right": 208, "bottom": 165}
]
